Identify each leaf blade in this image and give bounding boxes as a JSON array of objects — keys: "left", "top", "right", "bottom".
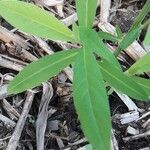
[
  {"left": 79, "top": 28, "right": 121, "bottom": 70},
  {"left": 98, "top": 31, "right": 120, "bottom": 42},
  {"left": 119, "top": 27, "right": 140, "bottom": 50},
  {"left": 114, "top": 27, "right": 140, "bottom": 57},
  {"left": 0, "top": 0, "right": 75, "bottom": 42},
  {"left": 73, "top": 48, "right": 111, "bottom": 150},
  {"left": 127, "top": 53, "right": 150, "bottom": 75},
  {"left": 99, "top": 60, "right": 149, "bottom": 100},
  {"left": 144, "top": 25, "right": 150, "bottom": 46},
  {"left": 129, "top": 0, "right": 150, "bottom": 31},
  {"left": 76, "top": 0, "right": 98, "bottom": 28},
  {"left": 8, "top": 49, "right": 79, "bottom": 94},
  {"left": 131, "top": 76, "right": 150, "bottom": 101}
]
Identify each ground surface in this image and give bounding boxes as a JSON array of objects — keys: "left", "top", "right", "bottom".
[{"left": 0, "top": 0, "right": 150, "bottom": 149}]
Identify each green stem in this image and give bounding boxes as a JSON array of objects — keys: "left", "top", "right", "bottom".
[
  {"left": 113, "top": 47, "right": 122, "bottom": 57},
  {"left": 142, "top": 19, "right": 150, "bottom": 29}
]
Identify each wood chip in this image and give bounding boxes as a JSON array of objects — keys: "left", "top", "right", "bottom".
[
  {"left": 126, "top": 126, "right": 139, "bottom": 135},
  {"left": 115, "top": 111, "right": 139, "bottom": 124}
]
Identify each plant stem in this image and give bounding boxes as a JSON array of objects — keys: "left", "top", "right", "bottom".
[
  {"left": 142, "top": 19, "right": 150, "bottom": 29},
  {"left": 113, "top": 47, "right": 122, "bottom": 57}
]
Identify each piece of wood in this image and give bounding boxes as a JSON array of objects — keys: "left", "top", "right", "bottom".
[
  {"left": 0, "top": 54, "right": 26, "bottom": 71},
  {"left": 2, "top": 99, "right": 20, "bottom": 120},
  {"left": 0, "top": 114, "right": 16, "bottom": 127},
  {"left": 115, "top": 111, "right": 140, "bottom": 124},
  {"left": 6, "top": 91, "right": 35, "bottom": 150},
  {"left": 0, "top": 84, "right": 8, "bottom": 100},
  {"left": 100, "top": 0, "right": 111, "bottom": 22},
  {"left": 36, "top": 82, "right": 53, "bottom": 150},
  {"left": 0, "top": 26, "right": 37, "bottom": 62},
  {"left": 123, "top": 130, "right": 150, "bottom": 142}
]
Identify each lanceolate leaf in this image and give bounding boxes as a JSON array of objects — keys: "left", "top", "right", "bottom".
[
  {"left": 115, "top": 25, "right": 123, "bottom": 39},
  {"left": 99, "top": 60, "right": 149, "bottom": 100},
  {"left": 131, "top": 76, "right": 150, "bottom": 101},
  {"left": 98, "top": 31, "right": 120, "bottom": 42},
  {"left": 118, "top": 27, "right": 140, "bottom": 50},
  {"left": 127, "top": 53, "right": 150, "bottom": 75},
  {"left": 75, "top": 0, "right": 98, "bottom": 28},
  {"left": 73, "top": 48, "right": 111, "bottom": 150},
  {"left": 0, "top": 0, "right": 75, "bottom": 42},
  {"left": 72, "top": 23, "right": 80, "bottom": 43},
  {"left": 79, "top": 28, "right": 121, "bottom": 70},
  {"left": 8, "top": 49, "right": 79, "bottom": 94},
  {"left": 114, "top": 27, "right": 140, "bottom": 56},
  {"left": 144, "top": 25, "right": 150, "bottom": 46},
  {"left": 129, "top": 0, "right": 150, "bottom": 32}
]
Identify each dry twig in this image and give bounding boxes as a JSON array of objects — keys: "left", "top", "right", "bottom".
[{"left": 6, "top": 91, "right": 35, "bottom": 150}]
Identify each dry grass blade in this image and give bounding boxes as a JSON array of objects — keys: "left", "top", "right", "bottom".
[
  {"left": 2, "top": 99, "right": 20, "bottom": 120},
  {"left": 0, "top": 114, "right": 16, "bottom": 127},
  {"left": 36, "top": 82, "right": 53, "bottom": 150},
  {"left": 0, "top": 84, "right": 8, "bottom": 99},
  {"left": 0, "top": 54, "right": 26, "bottom": 71}
]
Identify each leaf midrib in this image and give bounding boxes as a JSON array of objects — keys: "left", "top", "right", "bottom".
[
  {"left": 10, "top": 52, "right": 77, "bottom": 90},
  {"left": 82, "top": 49, "right": 104, "bottom": 145},
  {"left": 1, "top": 3, "right": 74, "bottom": 40},
  {"left": 85, "top": 0, "right": 88, "bottom": 27}
]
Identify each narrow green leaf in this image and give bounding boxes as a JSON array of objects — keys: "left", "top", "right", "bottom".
[
  {"left": 129, "top": 0, "right": 150, "bottom": 31},
  {"left": 72, "top": 23, "right": 80, "bottom": 43},
  {"left": 99, "top": 60, "right": 149, "bottom": 100},
  {"left": 114, "top": 27, "right": 140, "bottom": 57},
  {"left": 119, "top": 27, "right": 140, "bottom": 50},
  {"left": 127, "top": 53, "right": 150, "bottom": 75},
  {"left": 73, "top": 48, "right": 111, "bottom": 150},
  {"left": 115, "top": 25, "right": 123, "bottom": 39},
  {"left": 75, "top": 0, "right": 98, "bottom": 28},
  {"left": 131, "top": 76, "right": 150, "bottom": 100},
  {"left": 8, "top": 49, "right": 79, "bottom": 94},
  {"left": 144, "top": 25, "right": 150, "bottom": 46},
  {"left": 79, "top": 28, "right": 121, "bottom": 70},
  {"left": 0, "top": 0, "right": 75, "bottom": 42},
  {"left": 98, "top": 31, "right": 120, "bottom": 42}
]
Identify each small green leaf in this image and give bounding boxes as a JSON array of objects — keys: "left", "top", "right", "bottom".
[
  {"left": 119, "top": 27, "right": 140, "bottom": 50},
  {"left": 127, "top": 53, "right": 150, "bottom": 75},
  {"left": 129, "top": 0, "right": 150, "bottom": 31},
  {"left": 8, "top": 49, "right": 79, "bottom": 94},
  {"left": 73, "top": 48, "right": 111, "bottom": 150},
  {"left": 75, "top": 0, "right": 98, "bottom": 28},
  {"left": 72, "top": 23, "right": 80, "bottom": 42},
  {"left": 115, "top": 25, "right": 123, "bottom": 39},
  {"left": 79, "top": 28, "right": 121, "bottom": 70},
  {"left": 0, "top": 0, "right": 75, "bottom": 42},
  {"left": 99, "top": 60, "right": 149, "bottom": 100},
  {"left": 131, "top": 76, "right": 150, "bottom": 100},
  {"left": 98, "top": 31, "right": 120, "bottom": 42},
  {"left": 114, "top": 27, "right": 140, "bottom": 56},
  {"left": 144, "top": 25, "right": 150, "bottom": 46}
]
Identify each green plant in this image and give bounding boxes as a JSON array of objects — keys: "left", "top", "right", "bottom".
[
  {"left": 144, "top": 24, "right": 150, "bottom": 46},
  {"left": 0, "top": 0, "right": 150, "bottom": 149}
]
